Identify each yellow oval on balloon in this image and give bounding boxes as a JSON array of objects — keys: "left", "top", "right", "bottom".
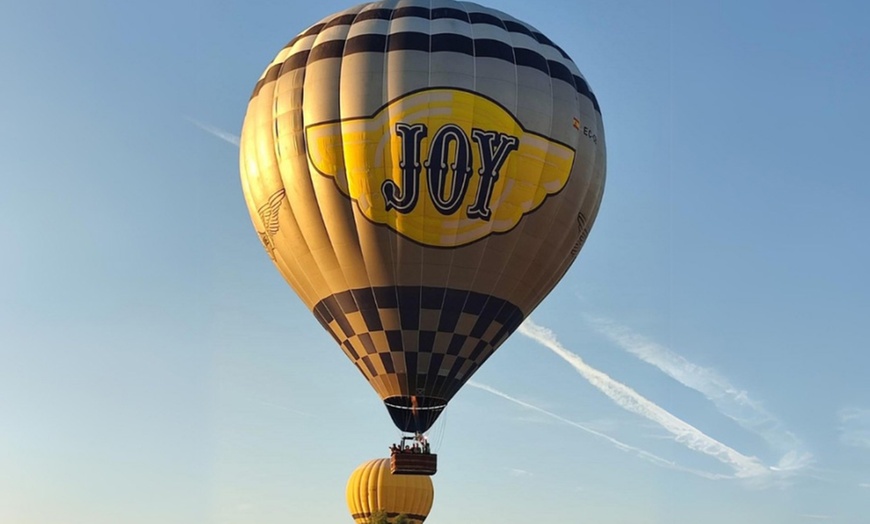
[{"left": 306, "top": 88, "right": 575, "bottom": 247}]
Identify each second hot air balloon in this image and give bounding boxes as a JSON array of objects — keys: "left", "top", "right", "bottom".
[
  {"left": 347, "top": 458, "right": 434, "bottom": 523},
  {"left": 239, "top": 0, "right": 606, "bottom": 465}
]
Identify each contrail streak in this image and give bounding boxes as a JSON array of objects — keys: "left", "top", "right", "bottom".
[
  {"left": 187, "top": 117, "right": 240, "bottom": 146},
  {"left": 468, "top": 381, "right": 727, "bottom": 479},
  {"left": 519, "top": 318, "right": 770, "bottom": 479},
  {"left": 586, "top": 316, "right": 811, "bottom": 472}
]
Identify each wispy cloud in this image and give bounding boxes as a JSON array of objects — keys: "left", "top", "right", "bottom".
[
  {"left": 838, "top": 407, "right": 870, "bottom": 450},
  {"left": 469, "top": 381, "right": 727, "bottom": 480},
  {"left": 518, "top": 319, "right": 771, "bottom": 480},
  {"left": 587, "top": 316, "right": 812, "bottom": 473},
  {"left": 187, "top": 117, "right": 240, "bottom": 147},
  {"left": 508, "top": 468, "right": 533, "bottom": 478},
  {"left": 859, "top": 483, "right": 870, "bottom": 489},
  {"left": 797, "top": 515, "right": 834, "bottom": 520}
]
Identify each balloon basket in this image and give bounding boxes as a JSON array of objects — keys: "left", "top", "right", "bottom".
[{"left": 390, "top": 453, "right": 437, "bottom": 476}]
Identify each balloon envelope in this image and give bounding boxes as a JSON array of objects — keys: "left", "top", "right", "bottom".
[
  {"left": 347, "top": 458, "right": 434, "bottom": 524},
  {"left": 240, "top": 0, "right": 606, "bottom": 432}
]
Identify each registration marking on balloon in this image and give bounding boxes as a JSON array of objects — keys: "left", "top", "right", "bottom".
[{"left": 306, "top": 88, "right": 576, "bottom": 247}]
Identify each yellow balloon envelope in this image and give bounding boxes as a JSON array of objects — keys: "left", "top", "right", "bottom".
[
  {"left": 240, "top": 0, "right": 606, "bottom": 432},
  {"left": 347, "top": 458, "right": 434, "bottom": 524}
]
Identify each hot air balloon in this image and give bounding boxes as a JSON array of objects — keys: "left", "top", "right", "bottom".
[
  {"left": 347, "top": 458, "right": 434, "bottom": 524},
  {"left": 239, "top": 0, "right": 606, "bottom": 464}
]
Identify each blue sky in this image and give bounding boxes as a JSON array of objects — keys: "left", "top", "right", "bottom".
[{"left": 2, "top": 0, "right": 869, "bottom": 522}]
